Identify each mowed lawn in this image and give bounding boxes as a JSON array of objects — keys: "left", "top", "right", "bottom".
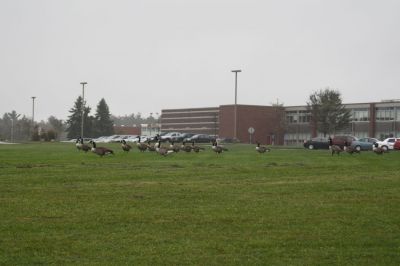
[{"left": 0, "top": 142, "right": 399, "bottom": 265}]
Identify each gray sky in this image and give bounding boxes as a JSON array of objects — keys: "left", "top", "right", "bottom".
[{"left": 1, "top": 0, "right": 399, "bottom": 121}]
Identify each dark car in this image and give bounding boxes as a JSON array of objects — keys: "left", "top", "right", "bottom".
[
  {"left": 185, "top": 134, "right": 216, "bottom": 143},
  {"left": 303, "top": 137, "right": 330, "bottom": 149},
  {"left": 172, "top": 133, "right": 196, "bottom": 142}
]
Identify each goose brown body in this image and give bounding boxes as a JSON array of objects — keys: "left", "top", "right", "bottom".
[
  {"left": 90, "top": 141, "right": 114, "bottom": 156},
  {"left": 256, "top": 142, "right": 270, "bottom": 153},
  {"left": 212, "top": 141, "right": 228, "bottom": 154},
  {"left": 121, "top": 140, "right": 132, "bottom": 152},
  {"left": 191, "top": 141, "right": 205, "bottom": 153},
  {"left": 136, "top": 137, "right": 148, "bottom": 152},
  {"left": 331, "top": 145, "right": 342, "bottom": 156},
  {"left": 80, "top": 138, "right": 91, "bottom": 152}
]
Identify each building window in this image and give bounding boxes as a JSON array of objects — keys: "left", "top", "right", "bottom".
[
  {"left": 286, "top": 111, "right": 310, "bottom": 124},
  {"left": 350, "top": 108, "right": 369, "bottom": 121},
  {"left": 396, "top": 108, "right": 400, "bottom": 121},
  {"left": 376, "top": 107, "right": 394, "bottom": 121}
]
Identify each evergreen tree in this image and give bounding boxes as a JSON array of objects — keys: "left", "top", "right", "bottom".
[
  {"left": 307, "top": 88, "right": 351, "bottom": 136},
  {"left": 66, "top": 96, "right": 93, "bottom": 139},
  {"left": 93, "top": 98, "right": 114, "bottom": 137}
]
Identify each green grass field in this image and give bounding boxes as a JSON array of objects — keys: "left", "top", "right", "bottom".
[{"left": 1, "top": 142, "right": 399, "bottom": 265}]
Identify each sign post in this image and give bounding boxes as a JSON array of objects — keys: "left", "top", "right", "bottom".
[{"left": 248, "top": 127, "right": 255, "bottom": 144}]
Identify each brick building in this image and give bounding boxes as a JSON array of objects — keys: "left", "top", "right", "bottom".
[
  {"left": 161, "top": 100, "right": 400, "bottom": 146},
  {"left": 161, "top": 105, "right": 284, "bottom": 145}
]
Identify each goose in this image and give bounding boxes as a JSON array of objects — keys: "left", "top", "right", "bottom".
[
  {"left": 212, "top": 141, "right": 228, "bottom": 154},
  {"left": 90, "top": 141, "right": 114, "bottom": 157},
  {"left": 373, "top": 143, "right": 385, "bottom": 155},
  {"left": 331, "top": 145, "right": 342, "bottom": 156},
  {"left": 180, "top": 141, "right": 192, "bottom": 153},
  {"left": 75, "top": 137, "right": 82, "bottom": 151},
  {"left": 256, "top": 142, "right": 270, "bottom": 153},
  {"left": 156, "top": 140, "right": 174, "bottom": 156},
  {"left": 79, "top": 138, "right": 91, "bottom": 152},
  {"left": 169, "top": 141, "right": 180, "bottom": 153},
  {"left": 136, "top": 136, "right": 148, "bottom": 152},
  {"left": 121, "top": 139, "right": 132, "bottom": 152},
  {"left": 146, "top": 140, "right": 156, "bottom": 152},
  {"left": 345, "top": 146, "right": 360, "bottom": 155},
  {"left": 191, "top": 141, "right": 205, "bottom": 153}
]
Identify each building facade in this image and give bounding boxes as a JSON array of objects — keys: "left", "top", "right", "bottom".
[
  {"left": 284, "top": 101, "right": 400, "bottom": 145},
  {"left": 161, "top": 100, "right": 400, "bottom": 146},
  {"left": 160, "top": 107, "right": 219, "bottom": 135}
]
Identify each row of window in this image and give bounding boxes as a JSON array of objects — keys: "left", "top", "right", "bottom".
[{"left": 286, "top": 108, "right": 400, "bottom": 123}]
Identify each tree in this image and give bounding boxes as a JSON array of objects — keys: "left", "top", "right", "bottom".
[
  {"left": 93, "top": 98, "right": 114, "bottom": 137},
  {"left": 307, "top": 88, "right": 351, "bottom": 137},
  {"left": 271, "top": 101, "right": 286, "bottom": 145},
  {"left": 66, "top": 96, "right": 93, "bottom": 139},
  {"left": 48, "top": 116, "right": 64, "bottom": 140}
]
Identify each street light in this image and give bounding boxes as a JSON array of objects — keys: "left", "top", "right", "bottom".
[
  {"left": 231, "top": 70, "right": 241, "bottom": 140},
  {"left": 31, "top": 96, "right": 36, "bottom": 139},
  {"left": 80, "top": 82, "right": 87, "bottom": 138}
]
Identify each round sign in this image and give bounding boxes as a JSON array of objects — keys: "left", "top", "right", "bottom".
[{"left": 248, "top": 127, "right": 255, "bottom": 134}]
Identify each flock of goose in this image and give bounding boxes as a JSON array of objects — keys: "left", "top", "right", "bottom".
[{"left": 75, "top": 137, "right": 271, "bottom": 157}]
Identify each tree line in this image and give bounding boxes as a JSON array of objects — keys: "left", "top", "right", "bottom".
[
  {"left": 0, "top": 96, "right": 160, "bottom": 141},
  {"left": 0, "top": 88, "right": 350, "bottom": 142}
]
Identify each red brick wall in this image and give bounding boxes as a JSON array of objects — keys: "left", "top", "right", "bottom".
[
  {"left": 219, "top": 105, "right": 284, "bottom": 145},
  {"left": 113, "top": 126, "right": 141, "bottom": 135}
]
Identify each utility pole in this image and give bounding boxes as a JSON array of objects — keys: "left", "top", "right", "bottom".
[
  {"left": 231, "top": 70, "right": 241, "bottom": 140},
  {"left": 31, "top": 96, "right": 36, "bottom": 139},
  {"left": 80, "top": 82, "right": 87, "bottom": 138}
]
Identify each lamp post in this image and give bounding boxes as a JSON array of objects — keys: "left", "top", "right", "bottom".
[
  {"left": 231, "top": 70, "right": 241, "bottom": 140},
  {"left": 156, "top": 112, "right": 160, "bottom": 133},
  {"left": 31, "top": 96, "right": 36, "bottom": 139},
  {"left": 80, "top": 82, "right": 87, "bottom": 138}
]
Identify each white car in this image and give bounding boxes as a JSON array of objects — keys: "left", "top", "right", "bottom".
[
  {"left": 375, "top": 137, "right": 400, "bottom": 151},
  {"left": 160, "top": 132, "right": 183, "bottom": 142}
]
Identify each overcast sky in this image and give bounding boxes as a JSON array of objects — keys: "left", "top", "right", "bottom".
[{"left": 1, "top": 0, "right": 399, "bottom": 121}]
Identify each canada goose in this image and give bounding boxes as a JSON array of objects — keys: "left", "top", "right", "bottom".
[
  {"left": 121, "top": 139, "right": 132, "bottom": 152},
  {"left": 136, "top": 136, "right": 148, "bottom": 152},
  {"left": 212, "top": 141, "right": 228, "bottom": 154},
  {"left": 75, "top": 137, "right": 82, "bottom": 151},
  {"left": 346, "top": 146, "right": 360, "bottom": 155},
  {"left": 156, "top": 140, "right": 174, "bottom": 156},
  {"left": 147, "top": 140, "right": 156, "bottom": 152},
  {"left": 373, "top": 143, "right": 385, "bottom": 155},
  {"left": 90, "top": 141, "right": 114, "bottom": 157},
  {"left": 169, "top": 141, "right": 180, "bottom": 153},
  {"left": 180, "top": 141, "right": 192, "bottom": 153},
  {"left": 79, "top": 138, "right": 91, "bottom": 152},
  {"left": 256, "top": 142, "right": 270, "bottom": 153},
  {"left": 331, "top": 145, "right": 342, "bottom": 156},
  {"left": 191, "top": 141, "right": 205, "bottom": 153}
]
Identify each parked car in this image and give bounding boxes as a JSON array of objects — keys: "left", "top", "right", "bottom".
[
  {"left": 303, "top": 137, "right": 330, "bottom": 150},
  {"left": 173, "top": 133, "right": 196, "bottom": 142},
  {"left": 394, "top": 139, "right": 400, "bottom": 150},
  {"left": 161, "top": 132, "right": 184, "bottom": 142},
  {"left": 131, "top": 135, "right": 149, "bottom": 143},
  {"left": 350, "top": 137, "right": 379, "bottom": 151},
  {"left": 331, "top": 135, "right": 357, "bottom": 148},
  {"left": 375, "top": 137, "right": 400, "bottom": 151},
  {"left": 185, "top": 134, "right": 216, "bottom": 143}
]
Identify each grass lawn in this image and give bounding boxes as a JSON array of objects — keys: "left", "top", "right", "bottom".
[{"left": 1, "top": 142, "right": 399, "bottom": 265}]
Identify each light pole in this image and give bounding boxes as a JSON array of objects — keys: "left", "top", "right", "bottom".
[
  {"left": 80, "top": 82, "right": 87, "bottom": 138},
  {"left": 231, "top": 70, "right": 241, "bottom": 140},
  {"left": 155, "top": 112, "right": 160, "bottom": 134},
  {"left": 31, "top": 96, "right": 36, "bottom": 139}
]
